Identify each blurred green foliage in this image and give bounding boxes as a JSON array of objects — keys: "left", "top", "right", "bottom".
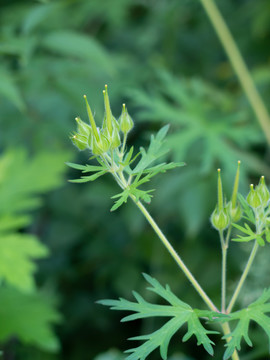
[{"left": 0, "top": 0, "right": 270, "bottom": 359}]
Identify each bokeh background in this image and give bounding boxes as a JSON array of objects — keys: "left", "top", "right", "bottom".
[{"left": 0, "top": 0, "right": 270, "bottom": 359}]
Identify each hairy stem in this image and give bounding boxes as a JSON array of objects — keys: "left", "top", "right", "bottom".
[
  {"left": 131, "top": 197, "right": 218, "bottom": 311},
  {"left": 200, "top": 0, "right": 270, "bottom": 144},
  {"left": 227, "top": 241, "right": 259, "bottom": 313}
]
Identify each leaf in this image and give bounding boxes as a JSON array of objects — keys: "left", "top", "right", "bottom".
[
  {"left": 41, "top": 30, "right": 114, "bottom": 74},
  {"left": 238, "top": 194, "right": 255, "bottom": 224},
  {"left": 132, "top": 125, "right": 170, "bottom": 174},
  {"left": 99, "top": 274, "right": 219, "bottom": 359},
  {"left": 0, "top": 233, "right": 48, "bottom": 292},
  {"left": 0, "top": 149, "right": 67, "bottom": 215},
  {"left": 232, "top": 223, "right": 265, "bottom": 245},
  {"left": 0, "top": 286, "right": 61, "bottom": 352},
  {"left": 220, "top": 288, "right": 270, "bottom": 360},
  {"left": 69, "top": 170, "right": 107, "bottom": 183},
  {"left": 66, "top": 162, "right": 104, "bottom": 172},
  {"left": 110, "top": 189, "right": 130, "bottom": 211},
  {"left": 0, "top": 66, "right": 26, "bottom": 112}
]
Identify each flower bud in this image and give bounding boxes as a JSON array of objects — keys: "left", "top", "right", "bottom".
[
  {"left": 110, "top": 127, "right": 121, "bottom": 150},
  {"left": 91, "top": 129, "right": 110, "bottom": 155},
  {"left": 119, "top": 104, "right": 134, "bottom": 134},
  {"left": 256, "top": 176, "right": 270, "bottom": 208},
  {"left": 211, "top": 207, "right": 230, "bottom": 231},
  {"left": 247, "top": 184, "right": 262, "bottom": 209},
  {"left": 75, "top": 117, "right": 92, "bottom": 139},
  {"left": 227, "top": 201, "right": 242, "bottom": 223},
  {"left": 71, "top": 133, "right": 88, "bottom": 151}
]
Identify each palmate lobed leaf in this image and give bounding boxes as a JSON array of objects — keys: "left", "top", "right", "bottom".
[
  {"left": 0, "top": 233, "right": 48, "bottom": 292},
  {"left": 221, "top": 288, "right": 270, "bottom": 359},
  {"left": 0, "top": 286, "right": 61, "bottom": 352},
  {"left": 99, "top": 274, "right": 219, "bottom": 359}
]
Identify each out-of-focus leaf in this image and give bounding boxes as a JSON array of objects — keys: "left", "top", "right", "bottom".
[
  {"left": 0, "top": 149, "right": 67, "bottom": 215},
  {"left": 0, "top": 286, "right": 61, "bottom": 352},
  {"left": 41, "top": 31, "right": 115, "bottom": 75},
  {"left": 0, "top": 67, "right": 26, "bottom": 111},
  {"left": 0, "top": 233, "right": 48, "bottom": 292}
]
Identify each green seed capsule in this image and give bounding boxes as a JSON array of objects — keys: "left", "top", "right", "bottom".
[
  {"left": 110, "top": 127, "right": 121, "bottom": 150},
  {"left": 119, "top": 103, "right": 134, "bottom": 134},
  {"left": 91, "top": 129, "right": 110, "bottom": 155},
  {"left": 247, "top": 184, "right": 262, "bottom": 209},
  {"left": 71, "top": 133, "right": 88, "bottom": 151},
  {"left": 75, "top": 117, "right": 92, "bottom": 139},
  {"left": 256, "top": 176, "right": 270, "bottom": 208},
  {"left": 227, "top": 201, "right": 242, "bottom": 223},
  {"left": 211, "top": 207, "right": 230, "bottom": 231}
]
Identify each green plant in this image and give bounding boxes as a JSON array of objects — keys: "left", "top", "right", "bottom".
[
  {"left": 68, "top": 88, "right": 270, "bottom": 359},
  {"left": 0, "top": 149, "right": 66, "bottom": 353}
]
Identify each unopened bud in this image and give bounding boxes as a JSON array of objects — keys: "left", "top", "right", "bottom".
[
  {"left": 247, "top": 184, "right": 262, "bottom": 209},
  {"left": 75, "top": 117, "right": 92, "bottom": 139},
  {"left": 91, "top": 129, "right": 110, "bottom": 155},
  {"left": 110, "top": 127, "right": 121, "bottom": 150},
  {"left": 256, "top": 176, "right": 270, "bottom": 208},
  {"left": 119, "top": 104, "right": 134, "bottom": 134},
  {"left": 211, "top": 207, "right": 230, "bottom": 231},
  {"left": 71, "top": 133, "right": 88, "bottom": 151},
  {"left": 227, "top": 201, "right": 242, "bottom": 223}
]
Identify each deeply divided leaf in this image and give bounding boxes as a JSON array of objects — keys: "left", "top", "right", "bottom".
[
  {"left": 221, "top": 288, "right": 270, "bottom": 360},
  {"left": 99, "top": 274, "right": 219, "bottom": 359}
]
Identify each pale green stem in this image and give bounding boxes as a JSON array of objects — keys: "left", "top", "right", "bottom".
[
  {"left": 132, "top": 197, "right": 218, "bottom": 312},
  {"left": 219, "top": 230, "right": 227, "bottom": 313},
  {"left": 121, "top": 133, "right": 128, "bottom": 157},
  {"left": 225, "top": 226, "right": 232, "bottom": 248},
  {"left": 199, "top": 0, "right": 270, "bottom": 144},
  {"left": 227, "top": 240, "right": 259, "bottom": 313}
]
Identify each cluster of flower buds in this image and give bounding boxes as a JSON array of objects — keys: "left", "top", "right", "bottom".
[
  {"left": 71, "top": 85, "right": 134, "bottom": 156},
  {"left": 211, "top": 161, "right": 242, "bottom": 231},
  {"left": 246, "top": 176, "right": 270, "bottom": 210}
]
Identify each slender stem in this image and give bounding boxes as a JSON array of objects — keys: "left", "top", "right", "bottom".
[
  {"left": 225, "top": 226, "right": 232, "bottom": 248},
  {"left": 131, "top": 197, "right": 218, "bottom": 312},
  {"left": 199, "top": 0, "right": 270, "bottom": 144},
  {"left": 227, "top": 241, "right": 259, "bottom": 313},
  {"left": 219, "top": 230, "right": 227, "bottom": 313}
]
